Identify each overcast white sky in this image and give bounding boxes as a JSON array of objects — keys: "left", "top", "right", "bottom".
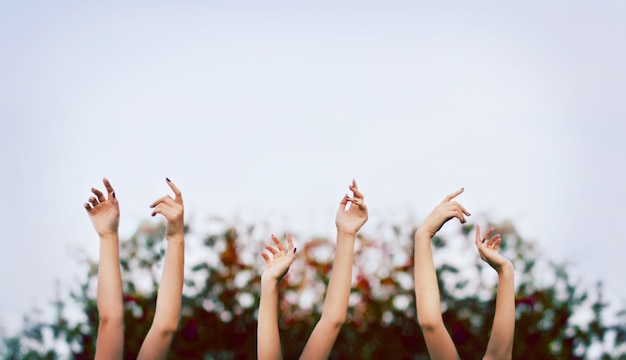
[{"left": 1, "top": 1, "right": 625, "bottom": 334}]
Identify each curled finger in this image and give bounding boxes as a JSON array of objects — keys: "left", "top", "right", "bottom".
[
  {"left": 150, "top": 195, "right": 175, "bottom": 208},
  {"left": 350, "top": 180, "right": 364, "bottom": 200},
  {"left": 89, "top": 197, "right": 99, "bottom": 207},
  {"left": 265, "top": 245, "right": 279, "bottom": 255},
  {"left": 452, "top": 201, "right": 471, "bottom": 216},
  {"left": 91, "top": 188, "right": 106, "bottom": 203}
]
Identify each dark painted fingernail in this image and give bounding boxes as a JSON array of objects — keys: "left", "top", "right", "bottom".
[
  {"left": 166, "top": 177, "right": 171, "bottom": 182},
  {"left": 112, "top": 192, "right": 116, "bottom": 198},
  {"left": 294, "top": 248, "right": 297, "bottom": 253}
]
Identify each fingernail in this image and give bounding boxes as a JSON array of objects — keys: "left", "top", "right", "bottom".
[
  {"left": 293, "top": 248, "right": 297, "bottom": 253},
  {"left": 166, "top": 177, "right": 171, "bottom": 182},
  {"left": 112, "top": 192, "right": 116, "bottom": 198}
]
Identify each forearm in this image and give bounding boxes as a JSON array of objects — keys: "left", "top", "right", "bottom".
[
  {"left": 484, "top": 266, "right": 515, "bottom": 360},
  {"left": 97, "top": 233, "right": 123, "bottom": 322},
  {"left": 414, "top": 231, "right": 444, "bottom": 329},
  {"left": 152, "top": 234, "right": 185, "bottom": 333},
  {"left": 300, "top": 232, "right": 356, "bottom": 360},
  {"left": 95, "top": 233, "right": 124, "bottom": 360},
  {"left": 320, "top": 231, "right": 356, "bottom": 326},
  {"left": 258, "top": 279, "right": 283, "bottom": 360}
]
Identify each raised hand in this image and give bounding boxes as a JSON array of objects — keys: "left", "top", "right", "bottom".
[
  {"left": 86, "top": 178, "right": 124, "bottom": 360},
  {"left": 335, "top": 180, "right": 368, "bottom": 237},
  {"left": 84, "top": 178, "right": 119, "bottom": 238},
  {"left": 261, "top": 233, "right": 296, "bottom": 283},
  {"left": 418, "top": 188, "right": 470, "bottom": 238},
  {"left": 149, "top": 178, "right": 184, "bottom": 238},
  {"left": 477, "top": 225, "right": 515, "bottom": 359},
  {"left": 475, "top": 225, "right": 513, "bottom": 273}
]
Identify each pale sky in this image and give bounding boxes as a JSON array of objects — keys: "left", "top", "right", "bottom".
[{"left": 1, "top": 1, "right": 625, "bottom": 334}]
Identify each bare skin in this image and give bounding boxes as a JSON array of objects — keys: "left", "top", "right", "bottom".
[
  {"left": 414, "top": 189, "right": 514, "bottom": 360},
  {"left": 86, "top": 178, "right": 185, "bottom": 360},
  {"left": 85, "top": 178, "right": 123, "bottom": 360},
  {"left": 257, "top": 180, "right": 368, "bottom": 360}
]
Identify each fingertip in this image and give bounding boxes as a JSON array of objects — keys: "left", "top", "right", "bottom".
[
  {"left": 293, "top": 247, "right": 297, "bottom": 253},
  {"left": 166, "top": 177, "right": 171, "bottom": 182}
]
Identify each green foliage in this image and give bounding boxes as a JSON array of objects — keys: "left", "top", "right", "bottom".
[{"left": 2, "top": 219, "right": 625, "bottom": 359}]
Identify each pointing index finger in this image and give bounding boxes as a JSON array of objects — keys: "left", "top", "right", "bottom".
[
  {"left": 443, "top": 188, "right": 464, "bottom": 203},
  {"left": 166, "top": 178, "right": 183, "bottom": 204}
]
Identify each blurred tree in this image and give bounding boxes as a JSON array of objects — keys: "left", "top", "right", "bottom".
[{"left": 1, "top": 218, "right": 625, "bottom": 359}]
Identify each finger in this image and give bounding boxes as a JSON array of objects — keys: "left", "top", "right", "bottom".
[
  {"left": 150, "top": 195, "right": 175, "bottom": 208},
  {"left": 89, "top": 197, "right": 99, "bottom": 207},
  {"left": 103, "top": 178, "right": 115, "bottom": 199},
  {"left": 166, "top": 178, "right": 183, "bottom": 204},
  {"left": 353, "top": 199, "right": 368, "bottom": 212},
  {"left": 475, "top": 224, "right": 482, "bottom": 247},
  {"left": 339, "top": 194, "right": 350, "bottom": 209},
  {"left": 488, "top": 234, "right": 501, "bottom": 248},
  {"left": 151, "top": 204, "right": 176, "bottom": 219},
  {"left": 457, "top": 210, "right": 466, "bottom": 224},
  {"left": 265, "top": 246, "right": 279, "bottom": 255},
  {"left": 448, "top": 209, "right": 465, "bottom": 224},
  {"left": 271, "top": 234, "right": 286, "bottom": 252},
  {"left": 484, "top": 227, "right": 495, "bottom": 240},
  {"left": 452, "top": 201, "right": 471, "bottom": 216},
  {"left": 286, "top": 232, "right": 295, "bottom": 252},
  {"left": 443, "top": 188, "right": 464, "bottom": 203},
  {"left": 261, "top": 252, "right": 270, "bottom": 263},
  {"left": 91, "top": 188, "right": 106, "bottom": 203},
  {"left": 84, "top": 202, "right": 93, "bottom": 212},
  {"left": 350, "top": 180, "right": 364, "bottom": 200},
  {"left": 493, "top": 236, "right": 502, "bottom": 250},
  {"left": 151, "top": 204, "right": 165, "bottom": 217}
]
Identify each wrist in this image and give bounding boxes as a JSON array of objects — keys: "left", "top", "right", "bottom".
[
  {"left": 166, "top": 233, "right": 184, "bottom": 244},
  {"left": 496, "top": 262, "right": 514, "bottom": 278},
  {"left": 99, "top": 232, "right": 119, "bottom": 242},
  {"left": 261, "top": 276, "right": 280, "bottom": 290},
  {"left": 415, "top": 229, "right": 433, "bottom": 241},
  {"left": 336, "top": 229, "right": 357, "bottom": 239}
]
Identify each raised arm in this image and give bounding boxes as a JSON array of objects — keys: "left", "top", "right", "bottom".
[
  {"left": 258, "top": 233, "right": 297, "bottom": 360},
  {"left": 137, "top": 178, "right": 185, "bottom": 360},
  {"left": 300, "top": 180, "right": 368, "bottom": 360},
  {"left": 475, "top": 225, "right": 515, "bottom": 360},
  {"left": 414, "top": 188, "right": 470, "bottom": 360},
  {"left": 84, "top": 178, "right": 124, "bottom": 360}
]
